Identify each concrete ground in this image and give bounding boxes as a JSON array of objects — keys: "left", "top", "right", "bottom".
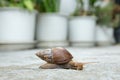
[{"left": 0, "top": 46, "right": 120, "bottom": 80}]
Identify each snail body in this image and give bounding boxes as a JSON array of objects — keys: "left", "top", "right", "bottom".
[{"left": 36, "top": 47, "right": 84, "bottom": 70}]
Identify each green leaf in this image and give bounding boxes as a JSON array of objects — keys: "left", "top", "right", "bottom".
[
  {"left": 42, "top": 0, "right": 50, "bottom": 12},
  {"left": 23, "top": 0, "right": 34, "bottom": 11},
  {"left": 90, "top": 0, "right": 97, "bottom": 6}
]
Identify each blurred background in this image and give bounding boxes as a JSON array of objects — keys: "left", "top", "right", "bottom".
[
  {"left": 0, "top": 0, "right": 119, "bottom": 50},
  {"left": 1, "top": 1, "right": 120, "bottom": 80}
]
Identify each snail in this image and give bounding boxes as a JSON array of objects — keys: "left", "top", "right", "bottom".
[{"left": 36, "top": 47, "right": 88, "bottom": 70}]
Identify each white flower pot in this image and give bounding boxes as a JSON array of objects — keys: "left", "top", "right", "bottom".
[
  {"left": 59, "top": 0, "right": 77, "bottom": 16},
  {"left": 95, "top": 25, "right": 115, "bottom": 46},
  {"left": 69, "top": 16, "right": 96, "bottom": 47},
  {"left": 36, "top": 13, "right": 68, "bottom": 48},
  {"left": 0, "top": 8, "right": 37, "bottom": 50}
]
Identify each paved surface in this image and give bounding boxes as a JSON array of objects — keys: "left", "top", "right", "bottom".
[{"left": 0, "top": 46, "right": 120, "bottom": 80}]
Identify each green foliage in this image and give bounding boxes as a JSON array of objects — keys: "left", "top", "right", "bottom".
[
  {"left": 95, "top": 1, "right": 114, "bottom": 26},
  {"left": 90, "top": 0, "right": 97, "bottom": 7},
  {"left": 0, "top": 0, "right": 35, "bottom": 11},
  {"left": 73, "top": 0, "right": 97, "bottom": 16},
  {"left": 73, "top": 0, "right": 114, "bottom": 27},
  {"left": 35, "top": 0, "right": 60, "bottom": 12}
]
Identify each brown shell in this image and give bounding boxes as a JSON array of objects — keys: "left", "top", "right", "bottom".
[
  {"left": 36, "top": 49, "right": 52, "bottom": 63},
  {"left": 51, "top": 47, "right": 73, "bottom": 64},
  {"left": 36, "top": 47, "right": 73, "bottom": 64}
]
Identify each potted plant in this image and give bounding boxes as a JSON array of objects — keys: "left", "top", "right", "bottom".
[
  {"left": 95, "top": 0, "right": 115, "bottom": 46},
  {"left": 69, "top": 0, "right": 97, "bottom": 47},
  {"left": 35, "top": 0, "right": 68, "bottom": 48},
  {"left": 0, "top": 0, "right": 37, "bottom": 50}
]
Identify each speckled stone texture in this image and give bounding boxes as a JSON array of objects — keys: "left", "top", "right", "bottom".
[{"left": 0, "top": 46, "right": 120, "bottom": 80}]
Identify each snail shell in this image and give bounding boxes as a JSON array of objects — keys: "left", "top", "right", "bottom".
[{"left": 36, "top": 47, "right": 73, "bottom": 64}]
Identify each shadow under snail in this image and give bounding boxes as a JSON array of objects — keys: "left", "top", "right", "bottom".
[{"left": 36, "top": 47, "right": 93, "bottom": 70}]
